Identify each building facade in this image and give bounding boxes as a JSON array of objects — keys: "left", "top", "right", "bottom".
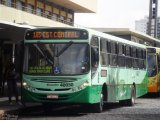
[
  {"left": 135, "top": 17, "right": 148, "bottom": 34},
  {"left": 0, "top": 0, "right": 97, "bottom": 27},
  {"left": 135, "top": 17, "right": 160, "bottom": 39}
]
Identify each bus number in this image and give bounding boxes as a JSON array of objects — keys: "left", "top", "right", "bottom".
[{"left": 60, "top": 83, "right": 73, "bottom": 87}]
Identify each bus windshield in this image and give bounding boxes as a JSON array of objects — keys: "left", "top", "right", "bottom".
[
  {"left": 23, "top": 43, "right": 90, "bottom": 75},
  {"left": 147, "top": 54, "right": 157, "bottom": 77}
]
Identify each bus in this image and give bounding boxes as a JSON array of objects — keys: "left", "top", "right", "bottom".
[
  {"left": 147, "top": 47, "right": 160, "bottom": 95},
  {"left": 21, "top": 27, "right": 148, "bottom": 113}
]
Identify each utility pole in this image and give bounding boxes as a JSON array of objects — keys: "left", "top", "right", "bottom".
[{"left": 148, "top": 0, "right": 158, "bottom": 38}]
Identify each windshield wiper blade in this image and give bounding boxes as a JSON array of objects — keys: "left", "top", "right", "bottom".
[
  {"left": 34, "top": 44, "right": 53, "bottom": 65},
  {"left": 56, "top": 41, "right": 73, "bottom": 57}
]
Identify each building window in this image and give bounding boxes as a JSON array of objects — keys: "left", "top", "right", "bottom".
[
  {"left": 60, "top": 16, "right": 65, "bottom": 22},
  {"left": 6, "top": 0, "right": 13, "bottom": 7},
  {"left": 27, "top": 4, "right": 34, "bottom": 13},
  {"left": 67, "top": 18, "right": 72, "bottom": 24},
  {"left": 45, "top": 11, "right": 52, "bottom": 18},
  {"left": 16, "top": 0, "right": 25, "bottom": 11},
  {"left": 52, "top": 13, "right": 58, "bottom": 21},
  {"left": 36, "top": 7, "right": 43, "bottom": 16}
]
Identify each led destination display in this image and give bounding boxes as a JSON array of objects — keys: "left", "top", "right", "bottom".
[{"left": 25, "top": 29, "right": 88, "bottom": 40}]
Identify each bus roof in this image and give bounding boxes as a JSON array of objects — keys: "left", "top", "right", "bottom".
[{"left": 86, "top": 28, "right": 146, "bottom": 49}]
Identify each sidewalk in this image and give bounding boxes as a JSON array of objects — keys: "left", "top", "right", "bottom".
[
  {"left": 0, "top": 83, "right": 42, "bottom": 119},
  {"left": 0, "top": 97, "right": 22, "bottom": 119},
  {"left": 0, "top": 82, "right": 22, "bottom": 117}
]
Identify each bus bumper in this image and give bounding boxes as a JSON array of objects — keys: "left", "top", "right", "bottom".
[
  {"left": 21, "top": 86, "right": 102, "bottom": 104},
  {"left": 148, "top": 84, "right": 159, "bottom": 93}
]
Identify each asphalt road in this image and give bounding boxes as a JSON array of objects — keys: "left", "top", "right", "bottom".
[{"left": 12, "top": 96, "right": 160, "bottom": 120}]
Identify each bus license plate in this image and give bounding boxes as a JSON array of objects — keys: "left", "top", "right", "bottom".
[{"left": 47, "top": 94, "right": 58, "bottom": 99}]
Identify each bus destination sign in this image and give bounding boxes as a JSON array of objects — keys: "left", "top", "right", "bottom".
[{"left": 25, "top": 29, "right": 88, "bottom": 40}]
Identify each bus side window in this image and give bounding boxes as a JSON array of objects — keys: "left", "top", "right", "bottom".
[
  {"left": 138, "top": 49, "right": 143, "bottom": 69},
  {"left": 132, "top": 47, "right": 138, "bottom": 69},
  {"left": 157, "top": 53, "right": 160, "bottom": 71},
  {"left": 91, "top": 36, "right": 99, "bottom": 78},
  {"left": 91, "top": 47, "right": 99, "bottom": 67},
  {"left": 110, "top": 42, "right": 117, "bottom": 66},
  {"left": 143, "top": 50, "right": 146, "bottom": 69},
  {"left": 118, "top": 43, "right": 125, "bottom": 67},
  {"left": 106, "top": 40, "right": 111, "bottom": 53},
  {"left": 100, "top": 38, "right": 106, "bottom": 52},
  {"left": 126, "top": 46, "right": 132, "bottom": 68},
  {"left": 106, "top": 40, "right": 111, "bottom": 65}
]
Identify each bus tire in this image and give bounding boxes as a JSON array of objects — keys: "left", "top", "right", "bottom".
[
  {"left": 126, "top": 85, "right": 136, "bottom": 106},
  {"left": 102, "top": 84, "right": 107, "bottom": 101},
  {"left": 93, "top": 92, "right": 104, "bottom": 113}
]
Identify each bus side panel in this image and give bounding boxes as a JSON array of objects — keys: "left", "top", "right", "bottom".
[
  {"left": 148, "top": 76, "right": 159, "bottom": 93},
  {"left": 136, "top": 72, "right": 148, "bottom": 97},
  {"left": 126, "top": 68, "right": 134, "bottom": 99},
  {"left": 107, "top": 67, "right": 118, "bottom": 102},
  {"left": 117, "top": 67, "right": 128, "bottom": 101}
]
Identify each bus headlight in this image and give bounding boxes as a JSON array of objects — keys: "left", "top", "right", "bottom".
[
  {"left": 72, "top": 81, "right": 89, "bottom": 92},
  {"left": 23, "top": 82, "right": 27, "bottom": 86},
  {"left": 78, "top": 81, "right": 89, "bottom": 90},
  {"left": 23, "top": 82, "right": 36, "bottom": 92},
  {"left": 83, "top": 81, "right": 89, "bottom": 87}
]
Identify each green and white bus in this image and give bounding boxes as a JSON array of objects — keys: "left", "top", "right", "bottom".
[{"left": 22, "top": 27, "right": 148, "bottom": 113}]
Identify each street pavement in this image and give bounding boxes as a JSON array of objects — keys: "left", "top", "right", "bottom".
[
  {"left": 0, "top": 82, "right": 22, "bottom": 119},
  {"left": 1, "top": 95, "right": 160, "bottom": 120},
  {"left": 0, "top": 96, "right": 22, "bottom": 119},
  {"left": 18, "top": 97, "right": 160, "bottom": 120}
]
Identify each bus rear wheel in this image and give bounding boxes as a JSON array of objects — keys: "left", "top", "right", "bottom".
[
  {"left": 126, "top": 85, "right": 136, "bottom": 106},
  {"left": 92, "top": 92, "right": 104, "bottom": 113},
  {"left": 119, "top": 85, "right": 136, "bottom": 106}
]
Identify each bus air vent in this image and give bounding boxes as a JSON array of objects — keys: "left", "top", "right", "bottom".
[
  {"left": 31, "top": 78, "right": 76, "bottom": 83},
  {"left": 54, "top": 88, "right": 71, "bottom": 91},
  {"left": 36, "top": 88, "right": 52, "bottom": 91}
]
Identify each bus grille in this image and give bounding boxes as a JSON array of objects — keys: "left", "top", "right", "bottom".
[{"left": 30, "top": 78, "right": 77, "bottom": 83}]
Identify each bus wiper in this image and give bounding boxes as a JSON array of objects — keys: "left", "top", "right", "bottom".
[
  {"left": 34, "top": 44, "right": 53, "bottom": 65},
  {"left": 56, "top": 41, "right": 73, "bottom": 57}
]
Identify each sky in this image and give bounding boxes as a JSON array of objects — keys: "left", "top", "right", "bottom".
[{"left": 75, "top": 0, "right": 151, "bottom": 29}]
